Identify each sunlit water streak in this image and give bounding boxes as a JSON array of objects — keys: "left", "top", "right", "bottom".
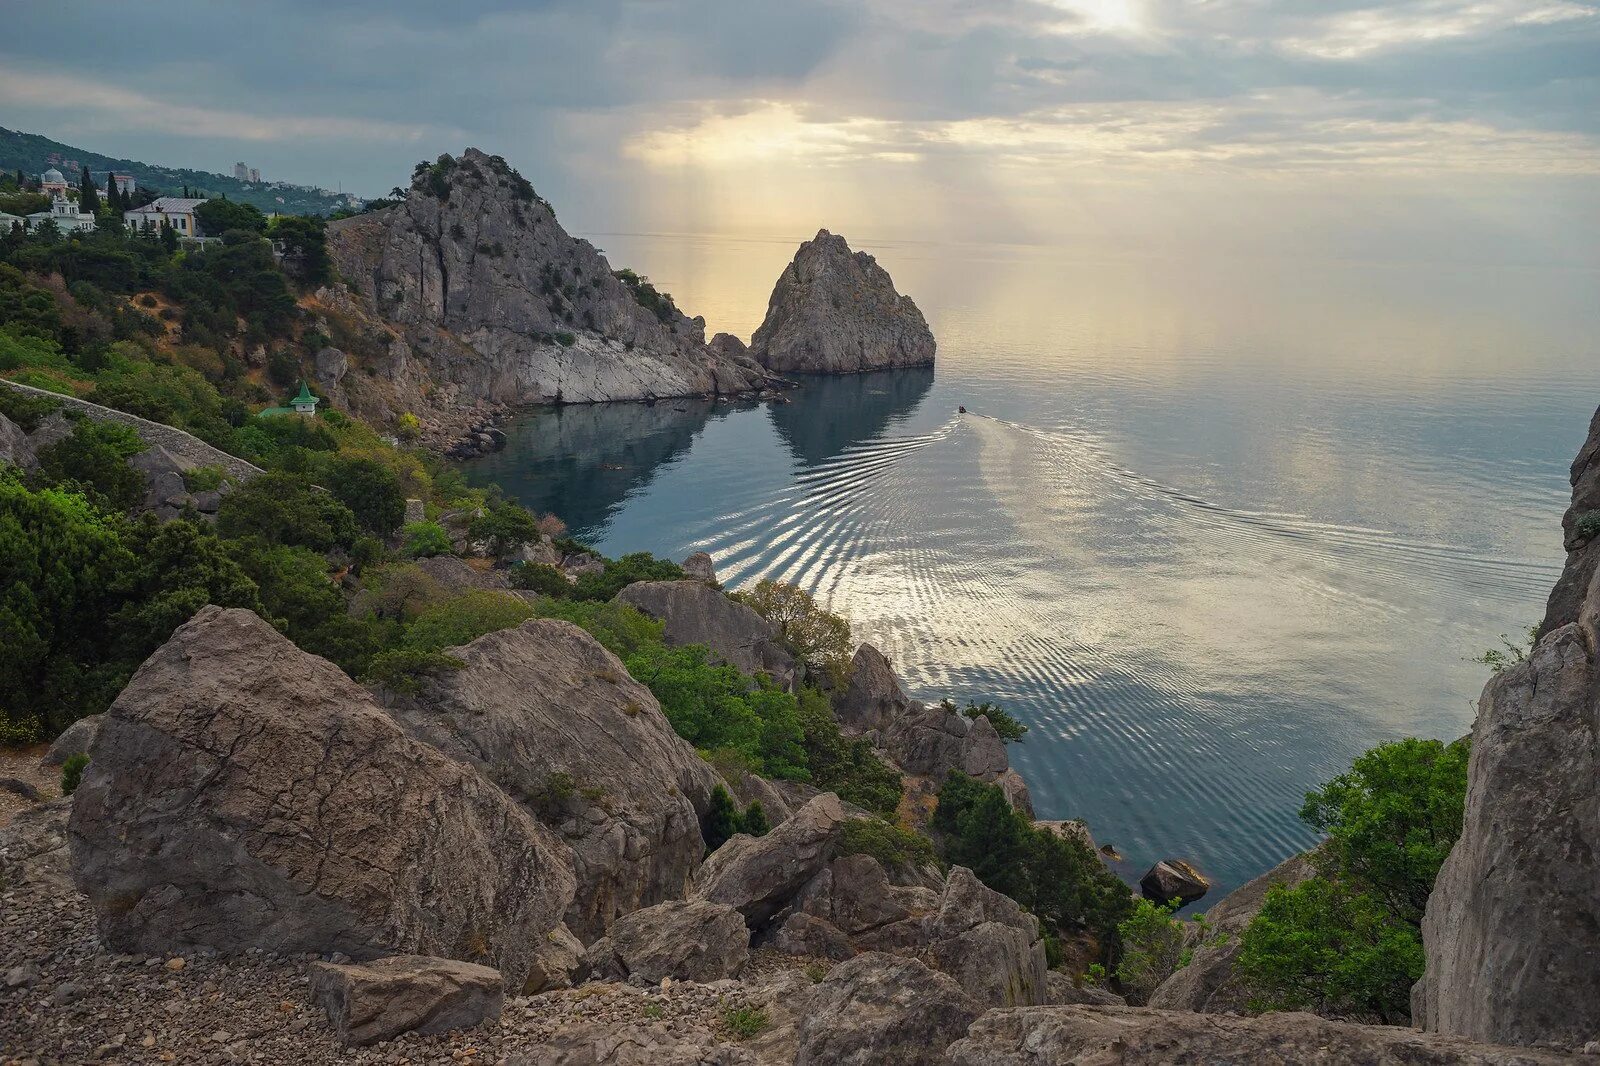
[{"left": 465, "top": 236, "right": 1597, "bottom": 898}]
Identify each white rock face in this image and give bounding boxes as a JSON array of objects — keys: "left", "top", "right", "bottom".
[{"left": 750, "top": 229, "right": 935, "bottom": 375}]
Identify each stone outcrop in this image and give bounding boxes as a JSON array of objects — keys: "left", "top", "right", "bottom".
[
  {"left": 388, "top": 618, "right": 724, "bottom": 940},
  {"left": 615, "top": 580, "right": 797, "bottom": 688},
  {"left": 308, "top": 955, "right": 504, "bottom": 1047},
  {"left": 834, "top": 643, "right": 1032, "bottom": 816},
  {"left": 1139, "top": 859, "right": 1210, "bottom": 907},
  {"left": 943, "top": 1005, "right": 1585, "bottom": 1065},
  {"left": 924, "top": 867, "right": 1049, "bottom": 1008},
  {"left": 694, "top": 793, "right": 852, "bottom": 926},
  {"left": 749, "top": 230, "right": 935, "bottom": 375},
  {"left": 0, "top": 410, "right": 34, "bottom": 469},
  {"left": 40, "top": 713, "right": 101, "bottom": 767},
  {"left": 524, "top": 924, "right": 587, "bottom": 994},
  {"left": 681, "top": 551, "right": 717, "bottom": 584},
  {"left": 584, "top": 900, "right": 750, "bottom": 984},
  {"left": 1148, "top": 850, "right": 1315, "bottom": 1012},
  {"left": 795, "top": 952, "right": 981, "bottom": 1066},
  {"left": 0, "top": 798, "right": 72, "bottom": 894},
  {"left": 67, "top": 606, "right": 576, "bottom": 990},
  {"left": 326, "top": 149, "right": 772, "bottom": 416},
  {"left": 1415, "top": 405, "right": 1600, "bottom": 1052},
  {"left": 129, "top": 443, "right": 231, "bottom": 520}
]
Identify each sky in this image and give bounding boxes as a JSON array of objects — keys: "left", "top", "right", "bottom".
[{"left": 4, "top": 0, "right": 1599, "bottom": 262}]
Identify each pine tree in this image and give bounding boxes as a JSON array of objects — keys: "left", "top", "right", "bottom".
[
  {"left": 703, "top": 785, "right": 744, "bottom": 852},
  {"left": 742, "top": 801, "right": 771, "bottom": 837},
  {"left": 79, "top": 168, "right": 100, "bottom": 215},
  {"left": 105, "top": 176, "right": 122, "bottom": 216}
]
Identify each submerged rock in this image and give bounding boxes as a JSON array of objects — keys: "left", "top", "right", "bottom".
[
  {"left": 68, "top": 606, "right": 575, "bottom": 990},
  {"left": 750, "top": 229, "right": 935, "bottom": 375}
]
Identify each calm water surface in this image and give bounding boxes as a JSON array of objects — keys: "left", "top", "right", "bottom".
[{"left": 465, "top": 233, "right": 1600, "bottom": 898}]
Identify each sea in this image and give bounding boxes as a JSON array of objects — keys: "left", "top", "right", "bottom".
[{"left": 463, "top": 231, "right": 1600, "bottom": 899}]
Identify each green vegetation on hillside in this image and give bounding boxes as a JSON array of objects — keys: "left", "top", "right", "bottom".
[{"left": 1236, "top": 737, "right": 1470, "bottom": 1023}]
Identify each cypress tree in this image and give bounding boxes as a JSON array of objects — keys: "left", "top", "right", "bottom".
[
  {"left": 702, "top": 785, "right": 744, "bottom": 852},
  {"left": 106, "top": 176, "right": 122, "bottom": 215},
  {"left": 79, "top": 168, "right": 100, "bottom": 215}
]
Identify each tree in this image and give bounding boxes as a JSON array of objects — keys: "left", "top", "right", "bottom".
[
  {"left": 110, "top": 516, "right": 264, "bottom": 661},
  {"left": 1114, "top": 899, "right": 1190, "bottom": 1003},
  {"left": 467, "top": 499, "right": 540, "bottom": 557},
  {"left": 703, "top": 784, "right": 743, "bottom": 852},
  {"left": 1236, "top": 878, "right": 1423, "bottom": 1024},
  {"left": 159, "top": 219, "right": 178, "bottom": 254},
  {"left": 215, "top": 471, "right": 359, "bottom": 552},
  {"left": 402, "top": 590, "right": 535, "bottom": 653},
  {"left": 266, "top": 215, "right": 331, "bottom": 287},
  {"left": 104, "top": 176, "right": 123, "bottom": 216},
  {"left": 401, "top": 520, "right": 454, "bottom": 559},
  {"left": 958, "top": 700, "right": 1028, "bottom": 742},
  {"left": 78, "top": 168, "right": 100, "bottom": 216},
  {"left": 570, "top": 551, "right": 684, "bottom": 601},
  {"left": 0, "top": 474, "right": 132, "bottom": 736},
  {"left": 194, "top": 198, "right": 266, "bottom": 236},
  {"left": 742, "top": 801, "right": 771, "bottom": 837},
  {"left": 1299, "top": 737, "right": 1469, "bottom": 925},
  {"left": 324, "top": 455, "right": 406, "bottom": 536},
  {"left": 738, "top": 579, "right": 853, "bottom": 685},
  {"left": 34, "top": 418, "right": 148, "bottom": 513}
]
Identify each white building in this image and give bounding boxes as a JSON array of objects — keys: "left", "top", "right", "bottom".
[
  {"left": 39, "top": 167, "right": 69, "bottom": 196},
  {"left": 233, "top": 162, "right": 249, "bottom": 180},
  {"left": 124, "top": 196, "right": 206, "bottom": 238},
  {"left": 26, "top": 194, "right": 96, "bottom": 234},
  {"left": 0, "top": 211, "right": 25, "bottom": 233},
  {"left": 248, "top": 167, "right": 260, "bottom": 184}
]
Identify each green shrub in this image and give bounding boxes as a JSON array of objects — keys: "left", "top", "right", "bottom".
[
  {"left": 60, "top": 752, "right": 88, "bottom": 795},
  {"left": 468, "top": 499, "right": 540, "bottom": 557},
  {"left": 1113, "top": 898, "right": 1188, "bottom": 1003},
  {"left": 837, "top": 817, "right": 938, "bottom": 871},
  {"left": 401, "top": 520, "right": 453, "bottom": 558},
  {"left": 363, "top": 647, "right": 465, "bottom": 694},
  {"left": 1237, "top": 878, "right": 1421, "bottom": 1023},
  {"left": 0, "top": 385, "right": 61, "bottom": 431},
  {"left": 181, "top": 465, "right": 227, "bottom": 492},
  {"left": 324, "top": 454, "right": 406, "bottom": 536},
  {"left": 795, "top": 687, "right": 902, "bottom": 818},
  {"left": 703, "top": 784, "right": 744, "bottom": 852},
  {"left": 510, "top": 561, "right": 571, "bottom": 596},
  {"left": 554, "top": 331, "right": 576, "bottom": 347},
  {"left": 571, "top": 552, "right": 684, "bottom": 602},
  {"left": 1575, "top": 509, "right": 1600, "bottom": 543},
  {"left": 934, "top": 773, "right": 1134, "bottom": 946},
  {"left": 742, "top": 800, "right": 771, "bottom": 837},
  {"left": 35, "top": 418, "right": 147, "bottom": 512},
  {"left": 216, "top": 471, "right": 358, "bottom": 552},
  {"left": 532, "top": 598, "right": 664, "bottom": 659},
  {"left": 957, "top": 700, "right": 1028, "bottom": 742},
  {"left": 721, "top": 1006, "right": 768, "bottom": 1040},
  {"left": 404, "top": 590, "right": 535, "bottom": 653}
]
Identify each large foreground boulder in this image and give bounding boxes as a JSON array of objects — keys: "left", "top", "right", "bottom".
[
  {"left": 796, "top": 952, "right": 980, "bottom": 1066},
  {"left": 1148, "top": 850, "right": 1315, "bottom": 1012},
  {"left": 925, "top": 867, "right": 1049, "bottom": 1008},
  {"left": 943, "top": 1005, "right": 1584, "bottom": 1065},
  {"left": 615, "top": 580, "right": 797, "bottom": 688},
  {"left": 1416, "top": 405, "right": 1600, "bottom": 1052},
  {"left": 390, "top": 617, "right": 724, "bottom": 940},
  {"left": 694, "top": 793, "right": 851, "bottom": 926},
  {"left": 309, "top": 955, "right": 503, "bottom": 1047},
  {"left": 749, "top": 230, "right": 936, "bottom": 375},
  {"left": 68, "top": 607, "right": 576, "bottom": 990},
  {"left": 584, "top": 899, "right": 749, "bottom": 983}
]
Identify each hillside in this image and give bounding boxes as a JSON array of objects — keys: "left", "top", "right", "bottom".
[{"left": 0, "top": 126, "right": 357, "bottom": 216}]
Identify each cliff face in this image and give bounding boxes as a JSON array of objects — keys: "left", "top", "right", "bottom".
[
  {"left": 750, "top": 229, "right": 935, "bottom": 374},
  {"left": 325, "top": 149, "right": 769, "bottom": 412},
  {"left": 1415, "top": 404, "right": 1600, "bottom": 1049}
]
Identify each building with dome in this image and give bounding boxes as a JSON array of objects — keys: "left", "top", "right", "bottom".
[{"left": 39, "top": 168, "right": 69, "bottom": 196}]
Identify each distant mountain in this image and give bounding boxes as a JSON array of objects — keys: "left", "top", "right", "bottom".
[{"left": 0, "top": 127, "right": 360, "bottom": 216}]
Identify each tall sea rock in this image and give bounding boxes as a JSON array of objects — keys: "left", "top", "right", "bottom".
[
  {"left": 749, "top": 229, "right": 935, "bottom": 374},
  {"left": 323, "top": 149, "right": 769, "bottom": 417},
  {"left": 1415, "top": 405, "right": 1600, "bottom": 1050}
]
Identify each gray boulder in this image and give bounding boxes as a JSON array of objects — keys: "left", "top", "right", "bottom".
[
  {"left": 1139, "top": 859, "right": 1210, "bottom": 907},
  {"left": 412, "top": 554, "right": 512, "bottom": 592},
  {"left": 68, "top": 606, "right": 576, "bottom": 990},
  {"left": 0, "top": 798, "right": 73, "bottom": 893},
  {"left": 41, "top": 713, "right": 101, "bottom": 767},
  {"left": 615, "top": 580, "right": 797, "bottom": 688},
  {"left": 769, "top": 911, "right": 858, "bottom": 960},
  {"left": 1148, "top": 850, "right": 1315, "bottom": 1012},
  {"left": 834, "top": 644, "right": 917, "bottom": 734},
  {"left": 749, "top": 230, "right": 936, "bottom": 375},
  {"left": 694, "top": 793, "right": 851, "bottom": 926},
  {"left": 1045, "top": 971, "right": 1126, "bottom": 1006},
  {"left": 585, "top": 899, "right": 749, "bottom": 983},
  {"left": 943, "top": 1005, "right": 1584, "bottom": 1065},
  {"left": 0, "top": 411, "right": 34, "bottom": 469},
  {"left": 524, "top": 923, "right": 587, "bottom": 994},
  {"left": 681, "top": 550, "right": 717, "bottom": 584},
  {"left": 795, "top": 952, "right": 981, "bottom": 1066},
  {"left": 389, "top": 618, "right": 724, "bottom": 940},
  {"left": 925, "top": 867, "right": 1049, "bottom": 1008},
  {"left": 309, "top": 955, "right": 503, "bottom": 1047},
  {"left": 510, "top": 1021, "right": 757, "bottom": 1066}
]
